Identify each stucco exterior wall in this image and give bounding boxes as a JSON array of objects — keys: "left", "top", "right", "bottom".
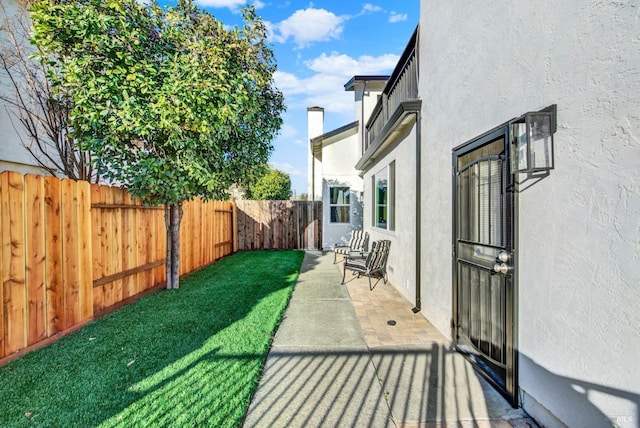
[
  {"left": 360, "top": 86, "right": 383, "bottom": 130},
  {"left": 362, "top": 123, "right": 418, "bottom": 305},
  {"left": 351, "top": 80, "right": 386, "bottom": 156},
  {"left": 0, "top": 0, "right": 50, "bottom": 176},
  {"left": 321, "top": 133, "right": 364, "bottom": 249},
  {"left": 420, "top": 1, "right": 639, "bottom": 426}
]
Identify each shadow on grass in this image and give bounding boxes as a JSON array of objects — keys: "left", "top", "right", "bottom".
[{"left": 0, "top": 250, "right": 305, "bottom": 428}]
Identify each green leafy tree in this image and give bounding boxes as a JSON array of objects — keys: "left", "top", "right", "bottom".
[
  {"left": 30, "top": 0, "right": 285, "bottom": 288},
  {"left": 246, "top": 167, "right": 292, "bottom": 200}
]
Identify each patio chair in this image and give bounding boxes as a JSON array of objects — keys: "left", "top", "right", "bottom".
[
  {"left": 332, "top": 230, "right": 369, "bottom": 264},
  {"left": 342, "top": 239, "right": 391, "bottom": 290}
]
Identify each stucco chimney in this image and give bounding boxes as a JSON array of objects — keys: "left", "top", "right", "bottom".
[
  {"left": 307, "top": 107, "right": 324, "bottom": 200},
  {"left": 307, "top": 106, "right": 324, "bottom": 141}
]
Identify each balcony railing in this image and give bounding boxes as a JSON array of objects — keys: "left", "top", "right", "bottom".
[{"left": 364, "top": 26, "right": 418, "bottom": 152}]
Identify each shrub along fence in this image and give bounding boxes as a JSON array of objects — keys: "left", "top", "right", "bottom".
[{"left": 0, "top": 171, "right": 234, "bottom": 361}]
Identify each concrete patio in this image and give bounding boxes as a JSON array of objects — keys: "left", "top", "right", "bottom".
[{"left": 243, "top": 251, "right": 539, "bottom": 427}]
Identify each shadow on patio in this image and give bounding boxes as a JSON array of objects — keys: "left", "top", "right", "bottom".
[{"left": 243, "top": 251, "right": 534, "bottom": 427}]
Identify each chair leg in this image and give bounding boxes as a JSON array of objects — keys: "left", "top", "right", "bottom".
[
  {"left": 368, "top": 275, "right": 384, "bottom": 290},
  {"left": 342, "top": 266, "right": 347, "bottom": 284}
]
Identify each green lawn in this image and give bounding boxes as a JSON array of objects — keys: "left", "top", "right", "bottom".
[{"left": 0, "top": 250, "right": 305, "bottom": 428}]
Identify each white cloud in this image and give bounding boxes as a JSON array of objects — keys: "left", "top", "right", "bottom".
[
  {"left": 389, "top": 12, "right": 408, "bottom": 23},
  {"left": 308, "top": 92, "right": 354, "bottom": 115},
  {"left": 275, "top": 52, "right": 400, "bottom": 114},
  {"left": 195, "top": 0, "right": 264, "bottom": 11},
  {"left": 270, "top": 162, "right": 304, "bottom": 177},
  {"left": 305, "top": 52, "right": 400, "bottom": 76},
  {"left": 276, "top": 71, "right": 350, "bottom": 113},
  {"left": 268, "top": 8, "right": 346, "bottom": 48},
  {"left": 361, "top": 4, "right": 383, "bottom": 14},
  {"left": 274, "top": 71, "right": 306, "bottom": 95}
]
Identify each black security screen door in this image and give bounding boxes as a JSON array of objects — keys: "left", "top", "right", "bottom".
[{"left": 452, "top": 125, "right": 517, "bottom": 406}]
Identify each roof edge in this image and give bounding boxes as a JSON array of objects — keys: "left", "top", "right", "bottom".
[
  {"left": 344, "top": 75, "right": 390, "bottom": 91},
  {"left": 310, "top": 120, "right": 359, "bottom": 146}
]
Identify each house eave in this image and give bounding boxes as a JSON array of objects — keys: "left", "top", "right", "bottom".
[
  {"left": 355, "top": 100, "right": 421, "bottom": 171},
  {"left": 311, "top": 121, "right": 359, "bottom": 154},
  {"left": 344, "top": 75, "right": 390, "bottom": 91}
]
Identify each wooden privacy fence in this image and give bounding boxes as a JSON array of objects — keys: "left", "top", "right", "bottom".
[
  {"left": 236, "top": 200, "right": 322, "bottom": 250},
  {"left": 1, "top": 173, "right": 93, "bottom": 360},
  {"left": 0, "top": 171, "right": 234, "bottom": 361},
  {"left": 90, "top": 188, "right": 234, "bottom": 315}
]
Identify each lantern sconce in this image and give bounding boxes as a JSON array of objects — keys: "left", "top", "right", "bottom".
[{"left": 511, "top": 104, "right": 557, "bottom": 173}]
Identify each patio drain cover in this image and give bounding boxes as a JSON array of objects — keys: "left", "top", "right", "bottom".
[{"left": 387, "top": 320, "right": 396, "bottom": 326}]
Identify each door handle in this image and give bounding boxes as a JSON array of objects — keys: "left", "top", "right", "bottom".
[
  {"left": 493, "top": 263, "right": 511, "bottom": 275},
  {"left": 497, "top": 251, "right": 510, "bottom": 263},
  {"left": 493, "top": 251, "right": 512, "bottom": 275}
]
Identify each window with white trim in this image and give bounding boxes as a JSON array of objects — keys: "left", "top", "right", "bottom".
[
  {"left": 373, "top": 162, "right": 395, "bottom": 230},
  {"left": 329, "top": 186, "right": 350, "bottom": 223}
]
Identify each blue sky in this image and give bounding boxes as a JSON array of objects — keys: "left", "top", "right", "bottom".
[{"left": 159, "top": 1, "right": 419, "bottom": 196}]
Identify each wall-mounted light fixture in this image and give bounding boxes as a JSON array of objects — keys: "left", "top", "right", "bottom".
[{"left": 511, "top": 104, "right": 557, "bottom": 173}]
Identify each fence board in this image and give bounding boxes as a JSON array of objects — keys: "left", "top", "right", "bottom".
[
  {"left": 25, "top": 175, "right": 46, "bottom": 345},
  {"left": 182, "top": 200, "right": 193, "bottom": 274},
  {"left": 151, "top": 205, "right": 162, "bottom": 286},
  {"left": 44, "top": 176, "right": 62, "bottom": 336},
  {"left": 91, "top": 185, "right": 104, "bottom": 313},
  {"left": 100, "top": 186, "right": 114, "bottom": 309},
  {"left": 61, "top": 179, "right": 80, "bottom": 329},
  {"left": 0, "top": 175, "right": 4, "bottom": 355},
  {"left": 139, "top": 201, "right": 152, "bottom": 293},
  {"left": 1, "top": 171, "right": 27, "bottom": 355},
  {"left": 77, "top": 180, "right": 92, "bottom": 322},
  {"left": 131, "top": 196, "right": 142, "bottom": 295},
  {"left": 121, "top": 192, "right": 136, "bottom": 299},
  {"left": 112, "top": 188, "right": 124, "bottom": 304},
  {"left": 208, "top": 202, "right": 215, "bottom": 262}
]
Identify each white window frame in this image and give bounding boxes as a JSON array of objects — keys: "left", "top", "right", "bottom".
[
  {"left": 373, "top": 162, "right": 395, "bottom": 230},
  {"left": 329, "top": 186, "right": 351, "bottom": 224}
]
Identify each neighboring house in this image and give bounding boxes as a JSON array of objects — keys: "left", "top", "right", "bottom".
[
  {"left": 0, "top": 0, "right": 55, "bottom": 176},
  {"left": 318, "top": 2, "right": 638, "bottom": 427},
  {"left": 307, "top": 75, "right": 388, "bottom": 249}
]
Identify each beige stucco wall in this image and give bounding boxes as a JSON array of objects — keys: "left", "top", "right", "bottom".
[
  {"left": 321, "top": 131, "right": 364, "bottom": 249},
  {"left": 420, "top": 1, "right": 639, "bottom": 426},
  {"left": 351, "top": 80, "right": 386, "bottom": 156},
  {"left": 362, "top": 122, "right": 418, "bottom": 306}
]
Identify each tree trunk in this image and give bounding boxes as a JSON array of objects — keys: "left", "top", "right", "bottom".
[{"left": 164, "top": 202, "right": 184, "bottom": 289}]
